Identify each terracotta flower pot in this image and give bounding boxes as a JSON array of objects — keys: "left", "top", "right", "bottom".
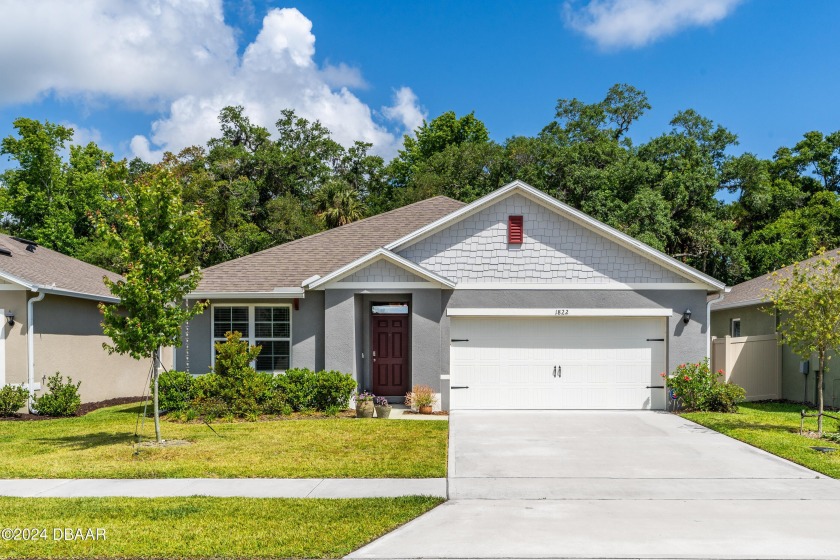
[
  {"left": 374, "top": 405, "right": 392, "bottom": 419},
  {"left": 419, "top": 405, "right": 433, "bottom": 415},
  {"left": 355, "top": 401, "right": 374, "bottom": 418}
]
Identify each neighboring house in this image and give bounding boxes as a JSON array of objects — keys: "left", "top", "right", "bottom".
[
  {"left": 0, "top": 234, "right": 170, "bottom": 407},
  {"left": 177, "top": 181, "right": 725, "bottom": 411},
  {"left": 711, "top": 249, "right": 840, "bottom": 406}
]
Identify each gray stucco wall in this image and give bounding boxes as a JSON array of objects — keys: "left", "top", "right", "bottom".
[
  {"left": 34, "top": 294, "right": 165, "bottom": 403},
  {"left": 711, "top": 304, "right": 775, "bottom": 338},
  {"left": 325, "top": 288, "right": 445, "bottom": 396},
  {"left": 447, "top": 288, "right": 710, "bottom": 374},
  {"left": 175, "top": 294, "right": 325, "bottom": 374},
  {"left": 398, "top": 193, "right": 691, "bottom": 285}
]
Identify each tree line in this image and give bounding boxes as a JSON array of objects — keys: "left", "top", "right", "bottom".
[{"left": 2, "top": 84, "right": 839, "bottom": 285}]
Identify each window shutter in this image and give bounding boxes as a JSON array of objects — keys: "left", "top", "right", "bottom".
[{"left": 508, "top": 215, "right": 524, "bottom": 244}]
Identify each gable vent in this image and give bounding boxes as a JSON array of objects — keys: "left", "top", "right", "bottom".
[{"left": 508, "top": 215, "right": 524, "bottom": 244}]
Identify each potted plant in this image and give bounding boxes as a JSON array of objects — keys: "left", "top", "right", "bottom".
[
  {"left": 374, "top": 396, "right": 392, "bottom": 419},
  {"left": 355, "top": 391, "right": 375, "bottom": 418},
  {"left": 405, "top": 384, "right": 437, "bottom": 414}
]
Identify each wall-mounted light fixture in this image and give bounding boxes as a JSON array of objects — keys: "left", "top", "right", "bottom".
[
  {"left": 5, "top": 310, "right": 14, "bottom": 326},
  {"left": 682, "top": 308, "right": 692, "bottom": 324}
]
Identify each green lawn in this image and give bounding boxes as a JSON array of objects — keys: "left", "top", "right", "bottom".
[
  {"left": 0, "top": 403, "right": 448, "bottom": 478},
  {"left": 682, "top": 402, "right": 840, "bottom": 478},
  {"left": 0, "top": 496, "right": 442, "bottom": 559}
]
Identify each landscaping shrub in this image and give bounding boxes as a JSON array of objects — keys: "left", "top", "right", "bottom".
[
  {"left": 34, "top": 372, "right": 81, "bottom": 417},
  {"left": 704, "top": 382, "right": 746, "bottom": 413},
  {"left": 156, "top": 370, "right": 194, "bottom": 412},
  {"left": 202, "top": 332, "right": 269, "bottom": 417},
  {"left": 312, "top": 370, "right": 356, "bottom": 410},
  {"left": 274, "top": 368, "right": 356, "bottom": 412},
  {"left": 0, "top": 385, "right": 29, "bottom": 416},
  {"left": 665, "top": 360, "right": 745, "bottom": 412},
  {"left": 273, "top": 368, "right": 317, "bottom": 411}
]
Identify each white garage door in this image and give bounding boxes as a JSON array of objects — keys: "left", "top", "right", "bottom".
[{"left": 449, "top": 316, "right": 667, "bottom": 410}]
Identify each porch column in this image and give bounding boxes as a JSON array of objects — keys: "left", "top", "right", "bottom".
[{"left": 324, "top": 289, "right": 358, "bottom": 379}]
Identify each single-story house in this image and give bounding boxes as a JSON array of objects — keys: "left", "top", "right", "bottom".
[
  {"left": 0, "top": 234, "right": 171, "bottom": 409},
  {"left": 711, "top": 249, "right": 840, "bottom": 406},
  {"left": 177, "top": 180, "right": 726, "bottom": 410}
]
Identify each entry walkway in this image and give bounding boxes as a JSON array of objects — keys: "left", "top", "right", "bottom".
[{"left": 0, "top": 477, "right": 446, "bottom": 498}]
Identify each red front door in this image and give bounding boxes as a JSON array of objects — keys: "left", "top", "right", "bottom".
[{"left": 371, "top": 313, "right": 409, "bottom": 396}]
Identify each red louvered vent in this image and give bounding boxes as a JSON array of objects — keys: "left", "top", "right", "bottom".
[{"left": 508, "top": 215, "right": 524, "bottom": 244}]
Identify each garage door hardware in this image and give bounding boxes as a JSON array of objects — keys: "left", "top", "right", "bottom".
[
  {"left": 553, "top": 366, "right": 562, "bottom": 378},
  {"left": 451, "top": 386, "right": 470, "bottom": 389},
  {"left": 646, "top": 338, "right": 665, "bottom": 341},
  {"left": 646, "top": 385, "right": 665, "bottom": 389},
  {"left": 450, "top": 338, "right": 469, "bottom": 342}
]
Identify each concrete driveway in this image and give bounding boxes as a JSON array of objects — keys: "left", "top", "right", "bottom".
[{"left": 349, "top": 411, "right": 840, "bottom": 559}]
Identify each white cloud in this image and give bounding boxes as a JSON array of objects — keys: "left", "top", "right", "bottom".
[
  {"left": 564, "top": 0, "right": 742, "bottom": 50},
  {"left": 383, "top": 87, "right": 427, "bottom": 136},
  {"left": 0, "top": 2, "right": 422, "bottom": 159},
  {"left": 0, "top": 0, "right": 236, "bottom": 107}
]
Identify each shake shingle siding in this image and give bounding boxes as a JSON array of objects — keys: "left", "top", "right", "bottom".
[{"left": 397, "top": 194, "right": 690, "bottom": 284}]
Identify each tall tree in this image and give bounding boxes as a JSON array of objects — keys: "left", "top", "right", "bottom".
[{"left": 98, "top": 165, "right": 211, "bottom": 443}]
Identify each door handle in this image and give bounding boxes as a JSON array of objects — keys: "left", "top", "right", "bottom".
[
  {"left": 558, "top": 366, "right": 562, "bottom": 378},
  {"left": 553, "top": 366, "right": 556, "bottom": 378}
]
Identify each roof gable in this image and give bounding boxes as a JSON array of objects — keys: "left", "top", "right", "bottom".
[
  {"left": 306, "top": 249, "right": 455, "bottom": 289},
  {"left": 388, "top": 181, "right": 725, "bottom": 291},
  {"left": 195, "top": 196, "right": 465, "bottom": 294}
]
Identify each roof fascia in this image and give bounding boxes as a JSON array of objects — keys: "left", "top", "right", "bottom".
[
  {"left": 0, "top": 270, "right": 34, "bottom": 290},
  {"left": 35, "top": 286, "right": 120, "bottom": 303},
  {"left": 185, "top": 289, "right": 306, "bottom": 300},
  {"left": 386, "top": 180, "right": 726, "bottom": 292}
]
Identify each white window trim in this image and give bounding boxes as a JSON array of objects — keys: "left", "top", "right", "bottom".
[
  {"left": 210, "top": 303, "right": 293, "bottom": 373},
  {"left": 730, "top": 318, "right": 741, "bottom": 338}
]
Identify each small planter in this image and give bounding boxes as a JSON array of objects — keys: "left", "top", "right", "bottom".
[
  {"left": 355, "top": 401, "right": 374, "bottom": 418},
  {"left": 419, "top": 405, "right": 433, "bottom": 415},
  {"left": 374, "top": 405, "right": 392, "bottom": 419}
]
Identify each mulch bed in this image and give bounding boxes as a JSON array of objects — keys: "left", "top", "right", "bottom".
[
  {"left": 0, "top": 396, "right": 147, "bottom": 421},
  {"left": 402, "top": 410, "right": 449, "bottom": 416}
]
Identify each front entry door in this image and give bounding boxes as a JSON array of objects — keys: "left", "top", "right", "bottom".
[{"left": 371, "top": 307, "right": 409, "bottom": 396}]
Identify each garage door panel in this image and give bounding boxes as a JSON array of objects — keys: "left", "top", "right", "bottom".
[{"left": 450, "top": 316, "right": 667, "bottom": 410}]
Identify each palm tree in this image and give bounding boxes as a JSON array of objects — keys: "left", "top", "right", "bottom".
[{"left": 313, "top": 181, "right": 365, "bottom": 228}]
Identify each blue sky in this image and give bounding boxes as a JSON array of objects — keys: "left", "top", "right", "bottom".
[{"left": 1, "top": 0, "right": 838, "bottom": 169}]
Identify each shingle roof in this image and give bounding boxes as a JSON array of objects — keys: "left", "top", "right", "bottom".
[
  {"left": 0, "top": 234, "right": 120, "bottom": 299},
  {"left": 712, "top": 248, "right": 840, "bottom": 310},
  {"left": 195, "top": 196, "right": 466, "bottom": 293}
]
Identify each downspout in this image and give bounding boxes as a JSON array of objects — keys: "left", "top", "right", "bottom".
[
  {"left": 706, "top": 288, "right": 729, "bottom": 359},
  {"left": 27, "top": 290, "right": 46, "bottom": 413}
]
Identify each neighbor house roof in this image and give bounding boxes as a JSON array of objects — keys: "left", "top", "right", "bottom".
[
  {"left": 712, "top": 248, "right": 840, "bottom": 311},
  {"left": 0, "top": 235, "right": 121, "bottom": 301},
  {"left": 192, "top": 196, "right": 466, "bottom": 295}
]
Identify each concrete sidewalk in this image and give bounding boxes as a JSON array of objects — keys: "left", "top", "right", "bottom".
[{"left": 0, "top": 478, "right": 446, "bottom": 498}]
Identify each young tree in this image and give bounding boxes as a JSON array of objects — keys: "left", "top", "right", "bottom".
[
  {"left": 98, "top": 165, "right": 210, "bottom": 442},
  {"left": 767, "top": 250, "right": 840, "bottom": 434}
]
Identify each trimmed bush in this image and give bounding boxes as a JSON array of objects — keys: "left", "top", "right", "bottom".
[
  {"left": 274, "top": 368, "right": 355, "bottom": 412},
  {"left": 157, "top": 370, "right": 194, "bottom": 412},
  {"left": 705, "top": 382, "right": 746, "bottom": 413},
  {"left": 0, "top": 385, "right": 29, "bottom": 416},
  {"left": 34, "top": 372, "right": 81, "bottom": 417}
]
